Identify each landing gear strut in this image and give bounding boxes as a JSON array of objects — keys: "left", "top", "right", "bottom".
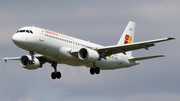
[
  {"left": 51, "top": 62, "right": 61, "bottom": 79},
  {"left": 90, "top": 63, "right": 100, "bottom": 75},
  {"left": 29, "top": 51, "right": 35, "bottom": 65}
]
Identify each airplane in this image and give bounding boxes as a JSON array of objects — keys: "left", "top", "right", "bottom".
[{"left": 3, "top": 21, "right": 175, "bottom": 80}]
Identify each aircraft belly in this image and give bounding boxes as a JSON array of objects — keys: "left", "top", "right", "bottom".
[
  {"left": 46, "top": 55, "right": 88, "bottom": 67},
  {"left": 96, "top": 57, "right": 137, "bottom": 70}
]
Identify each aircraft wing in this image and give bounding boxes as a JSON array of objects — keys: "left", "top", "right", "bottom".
[{"left": 97, "top": 37, "right": 175, "bottom": 57}]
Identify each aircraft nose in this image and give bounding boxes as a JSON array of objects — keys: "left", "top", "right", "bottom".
[{"left": 12, "top": 34, "right": 21, "bottom": 44}]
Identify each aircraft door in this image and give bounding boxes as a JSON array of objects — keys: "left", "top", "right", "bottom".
[{"left": 38, "top": 29, "right": 44, "bottom": 41}]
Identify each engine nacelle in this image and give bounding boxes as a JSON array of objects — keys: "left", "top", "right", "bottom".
[
  {"left": 78, "top": 48, "right": 99, "bottom": 62},
  {"left": 20, "top": 55, "right": 40, "bottom": 70}
]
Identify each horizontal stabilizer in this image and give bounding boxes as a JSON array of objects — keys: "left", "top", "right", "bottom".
[
  {"left": 3, "top": 57, "right": 21, "bottom": 61},
  {"left": 3, "top": 54, "right": 44, "bottom": 62},
  {"left": 129, "top": 55, "right": 165, "bottom": 61}
]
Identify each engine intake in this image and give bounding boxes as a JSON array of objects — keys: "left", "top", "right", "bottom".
[
  {"left": 20, "top": 55, "right": 40, "bottom": 70},
  {"left": 78, "top": 48, "right": 99, "bottom": 62}
]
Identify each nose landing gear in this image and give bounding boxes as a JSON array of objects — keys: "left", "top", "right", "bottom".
[{"left": 29, "top": 51, "right": 35, "bottom": 65}]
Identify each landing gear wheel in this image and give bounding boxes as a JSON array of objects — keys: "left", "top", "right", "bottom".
[
  {"left": 90, "top": 67, "right": 100, "bottom": 75},
  {"left": 90, "top": 68, "right": 95, "bottom": 75},
  {"left": 95, "top": 67, "right": 100, "bottom": 74},
  {"left": 51, "top": 72, "right": 61, "bottom": 79},
  {"left": 56, "top": 72, "right": 61, "bottom": 79},
  {"left": 51, "top": 72, "right": 57, "bottom": 79}
]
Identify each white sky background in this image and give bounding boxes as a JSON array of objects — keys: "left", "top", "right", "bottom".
[{"left": 0, "top": 0, "right": 180, "bottom": 101}]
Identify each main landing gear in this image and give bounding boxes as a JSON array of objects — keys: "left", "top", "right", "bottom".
[
  {"left": 90, "top": 63, "right": 100, "bottom": 75},
  {"left": 51, "top": 62, "right": 61, "bottom": 79}
]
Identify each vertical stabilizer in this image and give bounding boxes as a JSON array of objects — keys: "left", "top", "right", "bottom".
[{"left": 117, "top": 21, "right": 136, "bottom": 56}]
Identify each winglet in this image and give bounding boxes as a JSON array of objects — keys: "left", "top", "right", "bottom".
[{"left": 175, "top": 36, "right": 179, "bottom": 41}]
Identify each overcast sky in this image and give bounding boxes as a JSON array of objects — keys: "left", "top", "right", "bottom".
[{"left": 0, "top": 0, "right": 180, "bottom": 101}]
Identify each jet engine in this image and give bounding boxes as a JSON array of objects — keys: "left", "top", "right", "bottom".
[
  {"left": 20, "top": 55, "right": 40, "bottom": 70},
  {"left": 78, "top": 48, "right": 100, "bottom": 62}
]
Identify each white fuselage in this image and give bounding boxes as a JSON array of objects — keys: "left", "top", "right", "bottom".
[{"left": 12, "top": 26, "right": 139, "bottom": 70}]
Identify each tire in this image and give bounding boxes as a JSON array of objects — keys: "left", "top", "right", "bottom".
[
  {"left": 90, "top": 68, "right": 95, "bottom": 75},
  {"left": 56, "top": 72, "right": 61, "bottom": 79},
  {"left": 51, "top": 72, "right": 57, "bottom": 79},
  {"left": 95, "top": 67, "right": 100, "bottom": 74}
]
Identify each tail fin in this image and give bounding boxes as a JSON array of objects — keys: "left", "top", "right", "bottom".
[{"left": 117, "top": 21, "right": 136, "bottom": 56}]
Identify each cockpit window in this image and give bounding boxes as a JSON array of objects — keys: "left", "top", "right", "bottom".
[
  {"left": 16, "top": 30, "right": 19, "bottom": 33},
  {"left": 26, "top": 30, "right": 30, "bottom": 33},
  {"left": 20, "top": 30, "right": 25, "bottom": 32},
  {"left": 16, "top": 30, "right": 33, "bottom": 34},
  {"left": 29, "top": 30, "right": 33, "bottom": 33}
]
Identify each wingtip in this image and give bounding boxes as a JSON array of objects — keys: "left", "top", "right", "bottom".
[
  {"left": 167, "top": 37, "right": 176, "bottom": 40},
  {"left": 160, "top": 55, "right": 165, "bottom": 57},
  {"left": 175, "top": 36, "right": 179, "bottom": 41},
  {"left": 3, "top": 58, "right": 7, "bottom": 62}
]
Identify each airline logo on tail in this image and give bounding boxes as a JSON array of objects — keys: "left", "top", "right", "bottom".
[{"left": 124, "top": 35, "right": 132, "bottom": 44}]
